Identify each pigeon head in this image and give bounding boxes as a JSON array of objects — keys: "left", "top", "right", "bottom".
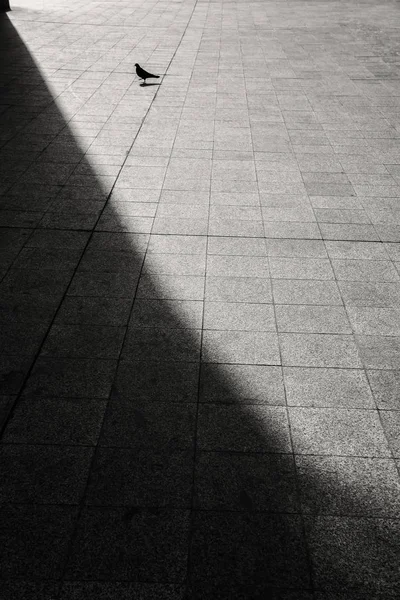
[{"left": 134, "top": 63, "right": 139, "bottom": 67}]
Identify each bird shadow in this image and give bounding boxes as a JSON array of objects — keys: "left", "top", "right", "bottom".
[{"left": 140, "top": 82, "right": 160, "bottom": 87}]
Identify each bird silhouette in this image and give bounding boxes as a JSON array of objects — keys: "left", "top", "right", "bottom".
[{"left": 134, "top": 63, "right": 160, "bottom": 85}]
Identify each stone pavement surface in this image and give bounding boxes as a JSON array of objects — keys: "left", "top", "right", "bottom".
[{"left": 1, "top": 0, "right": 400, "bottom": 597}]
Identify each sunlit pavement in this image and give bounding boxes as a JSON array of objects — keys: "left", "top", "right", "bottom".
[{"left": 1, "top": 0, "right": 400, "bottom": 597}]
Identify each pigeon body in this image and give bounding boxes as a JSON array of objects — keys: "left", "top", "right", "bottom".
[{"left": 135, "top": 63, "right": 160, "bottom": 84}]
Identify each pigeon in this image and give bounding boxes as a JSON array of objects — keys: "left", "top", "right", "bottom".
[{"left": 134, "top": 63, "right": 160, "bottom": 85}]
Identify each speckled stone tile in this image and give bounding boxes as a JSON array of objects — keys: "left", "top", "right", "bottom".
[
  {"left": 296, "top": 455, "right": 400, "bottom": 516},
  {"left": 289, "top": 407, "right": 391, "bottom": 457},
  {"left": 284, "top": 367, "right": 374, "bottom": 408},
  {"left": 65, "top": 507, "right": 190, "bottom": 581},
  {"left": 59, "top": 582, "right": 187, "bottom": 600},
  {"left": 305, "top": 516, "right": 400, "bottom": 596},
  {"left": 189, "top": 512, "right": 310, "bottom": 595}
]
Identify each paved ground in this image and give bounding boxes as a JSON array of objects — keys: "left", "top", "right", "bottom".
[{"left": 1, "top": 0, "right": 400, "bottom": 597}]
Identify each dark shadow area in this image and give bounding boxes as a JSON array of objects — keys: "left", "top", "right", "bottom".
[
  {"left": 140, "top": 82, "right": 161, "bottom": 87},
  {"left": 0, "top": 0, "right": 10, "bottom": 13},
  {"left": 0, "top": 8, "right": 399, "bottom": 600}
]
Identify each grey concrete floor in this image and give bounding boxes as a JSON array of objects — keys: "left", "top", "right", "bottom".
[{"left": 0, "top": 0, "right": 400, "bottom": 597}]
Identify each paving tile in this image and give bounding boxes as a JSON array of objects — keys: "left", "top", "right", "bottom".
[
  {"left": 0, "top": 444, "right": 93, "bottom": 504},
  {"left": 320, "top": 223, "right": 380, "bottom": 241},
  {"left": 0, "top": 227, "right": 31, "bottom": 252},
  {"left": 68, "top": 271, "right": 139, "bottom": 298},
  {"left": 24, "top": 358, "right": 117, "bottom": 398},
  {"left": 338, "top": 281, "right": 400, "bottom": 307},
  {"left": 78, "top": 250, "right": 143, "bottom": 274},
  {"left": 96, "top": 214, "right": 154, "bottom": 234},
  {"left": 384, "top": 242, "right": 400, "bottom": 261},
  {"left": 305, "top": 516, "right": 400, "bottom": 595},
  {"left": 197, "top": 404, "right": 291, "bottom": 453},
  {"left": 56, "top": 296, "right": 132, "bottom": 326},
  {"left": 158, "top": 192, "right": 209, "bottom": 206},
  {"left": 113, "top": 360, "right": 199, "bottom": 404},
  {"left": 207, "top": 255, "right": 269, "bottom": 278},
  {"left": 3, "top": 397, "right": 107, "bottom": 445},
  {"left": 99, "top": 400, "right": 196, "bottom": 450},
  {"left": 41, "top": 323, "right": 126, "bottom": 359},
  {"left": 212, "top": 159, "right": 256, "bottom": 180},
  {"left": 210, "top": 191, "right": 260, "bottom": 206},
  {"left": 189, "top": 512, "right": 310, "bottom": 594},
  {"left": 12, "top": 247, "right": 83, "bottom": 271},
  {"left": 0, "top": 582, "right": 59, "bottom": 600},
  {"left": 356, "top": 335, "right": 400, "bottom": 369},
  {"left": 1, "top": 269, "right": 73, "bottom": 298},
  {"left": 302, "top": 173, "right": 349, "bottom": 185},
  {"left": 260, "top": 193, "right": 310, "bottom": 209},
  {"left": 261, "top": 206, "right": 315, "bottom": 222},
  {"left": 276, "top": 305, "right": 351, "bottom": 334},
  {"left": 0, "top": 355, "right": 32, "bottom": 395},
  {"left": 297, "top": 154, "right": 342, "bottom": 173},
  {"left": 273, "top": 279, "right": 343, "bottom": 305},
  {"left": 111, "top": 189, "right": 160, "bottom": 203},
  {"left": 325, "top": 241, "right": 388, "bottom": 260},
  {"left": 266, "top": 239, "right": 327, "bottom": 257},
  {"left": 354, "top": 184, "right": 400, "bottom": 197},
  {"left": 313, "top": 589, "right": 397, "bottom": 600},
  {"left": 136, "top": 274, "right": 205, "bottom": 301},
  {"left": 284, "top": 367, "right": 374, "bottom": 408},
  {"left": 210, "top": 206, "right": 262, "bottom": 222},
  {"left": 200, "top": 363, "right": 284, "bottom": 405},
  {"left": 86, "top": 447, "right": 193, "bottom": 508},
  {"left": 130, "top": 299, "right": 203, "bottom": 329},
  {"left": 263, "top": 221, "right": 321, "bottom": 239},
  {"left": 367, "top": 370, "right": 400, "bottom": 409},
  {"left": 0, "top": 320, "right": 49, "bottom": 356},
  {"left": 59, "top": 582, "right": 186, "bottom": 600},
  {"left": 202, "top": 330, "right": 280, "bottom": 365},
  {"left": 209, "top": 218, "right": 265, "bottom": 237},
  {"left": 289, "top": 407, "right": 391, "bottom": 457},
  {"left": 332, "top": 259, "right": 399, "bottom": 282},
  {"left": 379, "top": 411, "right": 400, "bottom": 457},
  {"left": 194, "top": 452, "right": 298, "bottom": 511},
  {"left": 0, "top": 504, "right": 78, "bottom": 579},
  {"left": 280, "top": 333, "right": 362, "bottom": 367},
  {"left": 314, "top": 208, "right": 370, "bottom": 224},
  {"left": 122, "top": 327, "right": 201, "bottom": 362},
  {"left": 205, "top": 276, "right": 272, "bottom": 303},
  {"left": 0, "top": 292, "right": 60, "bottom": 323},
  {"left": 39, "top": 212, "right": 98, "bottom": 230},
  {"left": 147, "top": 234, "right": 206, "bottom": 255},
  {"left": 143, "top": 254, "right": 206, "bottom": 276},
  {"left": 153, "top": 217, "right": 208, "bottom": 235},
  {"left": 66, "top": 507, "right": 190, "bottom": 581},
  {"left": 0, "top": 395, "right": 14, "bottom": 429},
  {"left": 269, "top": 257, "right": 334, "bottom": 280},
  {"left": 310, "top": 195, "right": 363, "bottom": 210},
  {"left": 296, "top": 455, "right": 400, "bottom": 516},
  {"left": 347, "top": 306, "right": 400, "bottom": 335},
  {"left": 306, "top": 183, "right": 355, "bottom": 196},
  {"left": 204, "top": 301, "right": 276, "bottom": 331}
]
